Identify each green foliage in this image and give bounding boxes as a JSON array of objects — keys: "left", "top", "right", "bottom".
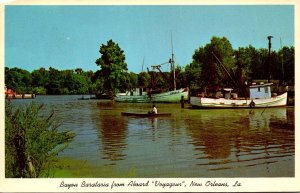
[
  {"left": 5, "top": 102, "right": 75, "bottom": 178},
  {"left": 4, "top": 37, "right": 295, "bottom": 96},
  {"left": 95, "top": 39, "right": 128, "bottom": 97},
  {"left": 31, "top": 68, "right": 49, "bottom": 87},
  {"left": 138, "top": 72, "right": 151, "bottom": 88},
  {"left": 203, "top": 36, "right": 235, "bottom": 87},
  {"left": 184, "top": 62, "right": 202, "bottom": 89},
  {"left": 128, "top": 72, "right": 138, "bottom": 89},
  {"left": 32, "top": 87, "right": 47, "bottom": 95},
  {"left": 190, "top": 36, "right": 294, "bottom": 89},
  {"left": 248, "top": 48, "right": 268, "bottom": 80},
  {"left": 191, "top": 37, "right": 236, "bottom": 88},
  {"left": 5, "top": 67, "right": 32, "bottom": 93},
  {"left": 277, "top": 46, "right": 294, "bottom": 84},
  {"left": 119, "top": 72, "right": 138, "bottom": 92},
  {"left": 6, "top": 67, "right": 97, "bottom": 95}
]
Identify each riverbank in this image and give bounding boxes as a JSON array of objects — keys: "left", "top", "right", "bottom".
[
  {"left": 51, "top": 155, "right": 294, "bottom": 178},
  {"left": 51, "top": 157, "right": 141, "bottom": 178}
]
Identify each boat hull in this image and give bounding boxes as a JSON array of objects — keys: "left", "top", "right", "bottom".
[
  {"left": 190, "top": 92, "right": 287, "bottom": 108},
  {"left": 121, "top": 112, "right": 171, "bottom": 117},
  {"left": 115, "top": 89, "right": 188, "bottom": 103}
]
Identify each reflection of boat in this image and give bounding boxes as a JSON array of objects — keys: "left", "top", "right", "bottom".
[
  {"left": 121, "top": 112, "right": 171, "bottom": 117},
  {"left": 248, "top": 107, "right": 288, "bottom": 131},
  {"left": 190, "top": 83, "right": 287, "bottom": 108},
  {"left": 116, "top": 88, "right": 188, "bottom": 103}
]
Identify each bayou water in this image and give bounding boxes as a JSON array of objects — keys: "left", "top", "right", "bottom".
[{"left": 11, "top": 95, "right": 295, "bottom": 177}]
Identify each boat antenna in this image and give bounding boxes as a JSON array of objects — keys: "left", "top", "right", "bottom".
[{"left": 170, "top": 31, "right": 176, "bottom": 90}]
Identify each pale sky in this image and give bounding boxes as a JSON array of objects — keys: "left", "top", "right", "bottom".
[{"left": 5, "top": 5, "right": 294, "bottom": 73}]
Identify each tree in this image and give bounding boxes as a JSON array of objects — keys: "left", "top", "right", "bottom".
[
  {"left": 5, "top": 67, "right": 32, "bottom": 93},
  {"left": 125, "top": 72, "right": 138, "bottom": 92},
  {"left": 95, "top": 39, "right": 128, "bottom": 98},
  {"left": 249, "top": 48, "right": 268, "bottom": 80},
  {"left": 31, "top": 68, "right": 49, "bottom": 88},
  {"left": 277, "top": 46, "right": 294, "bottom": 85},
  {"left": 184, "top": 61, "right": 202, "bottom": 89},
  {"left": 46, "top": 67, "right": 62, "bottom": 94},
  {"left": 5, "top": 102, "right": 75, "bottom": 177},
  {"left": 138, "top": 72, "right": 151, "bottom": 89},
  {"left": 191, "top": 36, "right": 235, "bottom": 90},
  {"left": 174, "top": 65, "right": 187, "bottom": 89}
]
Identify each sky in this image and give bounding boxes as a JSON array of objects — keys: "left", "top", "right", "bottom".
[{"left": 5, "top": 5, "right": 294, "bottom": 73}]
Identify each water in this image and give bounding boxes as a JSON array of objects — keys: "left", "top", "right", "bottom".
[{"left": 10, "top": 95, "right": 295, "bottom": 177}]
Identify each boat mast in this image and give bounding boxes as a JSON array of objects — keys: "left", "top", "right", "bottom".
[
  {"left": 280, "top": 37, "right": 284, "bottom": 83},
  {"left": 267, "top": 35, "right": 273, "bottom": 83},
  {"left": 170, "top": 32, "right": 176, "bottom": 90},
  {"left": 142, "top": 57, "right": 145, "bottom": 72}
]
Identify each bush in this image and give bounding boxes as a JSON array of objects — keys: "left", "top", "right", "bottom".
[
  {"left": 5, "top": 101, "right": 75, "bottom": 177},
  {"left": 32, "top": 87, "right": 47, "bottom": 95}
]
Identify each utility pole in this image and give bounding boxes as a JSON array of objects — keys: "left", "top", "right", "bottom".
[{"left": 267, "top": 36, "right": 273, "bottom": 83}]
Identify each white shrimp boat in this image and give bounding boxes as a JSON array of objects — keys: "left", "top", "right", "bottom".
[
  {"left": 115, "top": 88, "right": 188, "bottom": 103},
  {"left": 190, "top": 83, "right": 287, "bottom": 108}
]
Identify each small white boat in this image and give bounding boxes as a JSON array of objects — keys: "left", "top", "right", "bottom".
[{"left": 190, "top": 83, "right": 287, "bottom": 108}]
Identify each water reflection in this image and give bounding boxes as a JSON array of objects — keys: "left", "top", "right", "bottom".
[
  {"left": 95, "top": 102, "right": 128, "bottom": 162},
  {"left": 8, "top": 97, "right": 294, "bottom": 177},
  {"left": 185, "top": 112, "right": 233, "bottom": 159},
  {"left": 248, "top": 108, "right": 287, "bottom": 131},
  {"left": 151, "top": 118, "right": 158, "bottom": 130},
  {"left": 185, "top": 107, "right": 294, "bottom": 174}
]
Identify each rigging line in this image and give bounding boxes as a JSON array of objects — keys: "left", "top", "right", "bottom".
[
  {"left": 211, "top": 52, "right": 239, "bottom": 88},
  {"left": 211, "top": 51, "right": 248, "bottom": 102}
]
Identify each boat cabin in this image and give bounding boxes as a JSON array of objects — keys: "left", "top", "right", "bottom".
[
  {"left": 118, "top": 88, "right": 147, "bottom": 96},
  {"left": 249, "top": 82, "right": 272, "bottom": 99}
]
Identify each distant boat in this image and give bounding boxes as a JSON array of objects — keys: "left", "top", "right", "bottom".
[
  {"left": 190, "top": 83, "right": 287, "bottom": 108},
  {"left": 5, "top": 85, "right": 35, "bottom": 99},
  {"left": 115, "top": 88, "right": 188, "bottom": 103},
  {"left": 121, "top": 112, "right": 172, "bottom": 117},
  {"left": 78, "top": 96, "right": 90, "bottom": 100}
]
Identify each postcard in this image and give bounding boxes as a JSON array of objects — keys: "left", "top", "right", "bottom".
[{"left": 0, "top": 0, "right": 299, "bottom": 192}]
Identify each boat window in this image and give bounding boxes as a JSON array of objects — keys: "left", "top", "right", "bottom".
[{"left": 265, "top": 87, "right": 269, "bottom": 93}]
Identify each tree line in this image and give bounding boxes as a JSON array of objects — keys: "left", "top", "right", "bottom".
[{"left": 5, "top": 36, "right": 294, "bottom": 96}]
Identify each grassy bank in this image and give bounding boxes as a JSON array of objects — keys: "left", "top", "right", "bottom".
[{"left": 51, "top": 157, "right": 137, "bottom": 178}]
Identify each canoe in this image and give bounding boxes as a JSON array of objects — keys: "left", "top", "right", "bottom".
[{"left": 121, "top": 112, "right": 171, "bottom": 117}]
